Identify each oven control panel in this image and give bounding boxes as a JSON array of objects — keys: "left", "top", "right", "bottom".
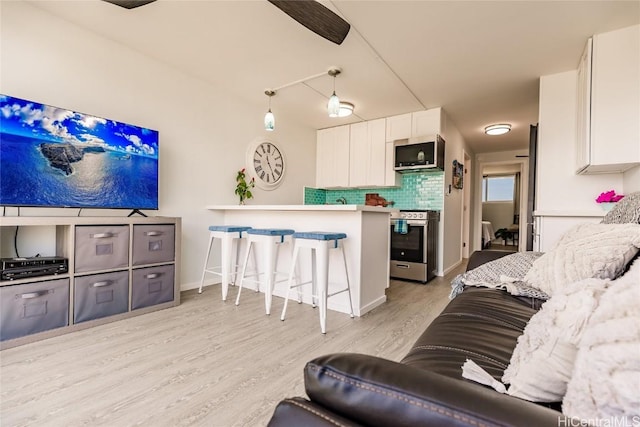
[
  {"left": 391, "top": 210, "right": 440, "bottom": 221},
  {"left": 401, "top": 211, "right": 427, "bottom": 220}
]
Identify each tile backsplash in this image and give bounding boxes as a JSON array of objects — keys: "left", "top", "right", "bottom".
[{"left": 304, "top": 171, "right": 444, "bottom": 210}]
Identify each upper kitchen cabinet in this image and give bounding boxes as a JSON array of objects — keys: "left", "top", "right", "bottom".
[
  {"left": 316, "top": 125, "right": 350, "bottom": 188},
  {"left": 317, "top": 119, "right": 399, "bottom": 189},
  {"left": 576, "top": 24, "right": 640, "bottom": 174},
  {"left": 350, "top": 119, "right": 388, "bottom": 187},
  {"left": 385, "top": 108, "right": 442, "bottom": 142},
  {"left": 385, "top": 113, "right": 412, "bottom": 142},
  {"left": 412, "top": 108, "right": 442, "bottom": 138}
]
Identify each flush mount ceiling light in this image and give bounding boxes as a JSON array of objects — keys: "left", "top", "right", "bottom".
[
  {"left": 264, "top": 89, "right": 276, "bottom": 131},
  {"left": 327, "top": 67, "right": 342, "bottom": 117},
  {"left": 338, "top": 101, "right": 354, "bottom": 117},
  {"left": 484, "top": 124, "right": 512, "bottom": 136}
]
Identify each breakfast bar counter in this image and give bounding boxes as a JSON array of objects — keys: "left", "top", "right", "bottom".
[{"left": 206, "top": 205, "right": 397, "bottom": 316}]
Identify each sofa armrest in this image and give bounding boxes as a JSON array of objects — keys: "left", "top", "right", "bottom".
[
  {"left": 466, "top": 250, "right": 511, "bottom": 271},
  {"left": 305, "top": 353, "right": 565, "bottom": 427},
  {"left": 267, "top": 397, "right": 364, "bottom": 427}
]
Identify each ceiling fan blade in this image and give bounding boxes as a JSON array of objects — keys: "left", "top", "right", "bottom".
[
  {"left": 268, "top": 0, "right": 350, "bottom": 45},
  {"left": 102, "top": 0, "right": 157, "bottom": 10}
]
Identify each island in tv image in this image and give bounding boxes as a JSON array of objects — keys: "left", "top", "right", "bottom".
[{"left": 0, "top": 94, "right": 159, "bottom": 209}]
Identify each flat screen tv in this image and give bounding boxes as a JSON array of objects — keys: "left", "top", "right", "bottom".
[{"left": 0, "top": 94, "right": 159, "bottom": 211}]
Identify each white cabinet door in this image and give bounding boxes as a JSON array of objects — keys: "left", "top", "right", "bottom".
[
  {"left": 577, "top": 24, "right": 640, "bottom": 174},
  {"left": 316, "top": 125, "right": 350, "bottom": 188},
  {"left": 349, "top": 122, "right": 368, "bottom": 187},
  {"left": 575, "top": 38, "right": 592, "bottom": 173},
  {"left": 349, "top": 119, "right": 387, "bottom": 187},
  {"left": 412, "top": 108, "right": 441, "bottom": 138},
  {"left": 367, "top": 119, "right": 387, "bottom": 186},
  {"left": 590, "top": 24, "right": 640, "bottom": 171},
  {"left": 385, "top": 113, "right": 412, "bottom": 142}
]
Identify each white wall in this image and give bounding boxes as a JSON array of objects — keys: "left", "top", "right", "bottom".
[
  {"left": 537, "top": 70, "right": 623, "bottom": 212},
  {"left": 440, "top": 110, "right": 472, "bottom": 274},
  {"left": 482, "top": 202, "right": 515, "bottom": 231},
  {"left": 624, "top": 166, "right": 640, "bottom": 193},
  {"left": 1, "top": 1, "right": 317, "bottom": 289},
  {"left": 535, "top": 71, "right": 625, "bottom": 251}
]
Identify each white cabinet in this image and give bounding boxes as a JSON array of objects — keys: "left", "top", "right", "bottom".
[
  {"left": 316, "top": 125, "right": 350, "bottom": 188},
  {"left": 385, "top": 108, "right": 442, "bottom": 142},
  {"left": 412, "top": 108, "right": 442, "bottom": 138},
  {"left": 317, "top": 120, "right": 399, "bottom": 189},
  {"left": 576, "top": 24, "right": 640, "bottom": 174},
  {"left": 349, "top": 119, "right": 390, "bottom": 187},
  {"left": 385, "top": 113, "right": 412, "bottom": 142}
]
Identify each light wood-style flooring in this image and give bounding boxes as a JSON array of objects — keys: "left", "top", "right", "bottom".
[{"left": 1, "top": 264, "right": 465, "bottom": 427}]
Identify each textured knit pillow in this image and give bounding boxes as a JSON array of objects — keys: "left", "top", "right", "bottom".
[
  {"left": 501, "top": 278, "right": 610, "bottom": 402},
  {"left": 449, "top": 252, "right": 545, "bottom": 299},
  {"left": 602, "top": 191, "right": 640, "bottom": 224},
  {"left": 524, "top": 223, "right": 640, "bottom": 296},
  {"left": 562, "top": 259, "right": 640, "bottom": 421}
]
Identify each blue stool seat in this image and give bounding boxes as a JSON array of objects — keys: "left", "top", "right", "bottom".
[
  {"left": 247, "top": 228, "right": 295, "bottom": 236},
  {"left": 208, "top": 225, "right": 252, "bottom": 234},
  {"left": 292, "top": 232, "right": 347, "bottom": 241}
]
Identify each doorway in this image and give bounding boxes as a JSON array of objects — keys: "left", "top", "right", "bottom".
[{"left": 478, "top": 162, "right": 526, "bottom": 252}]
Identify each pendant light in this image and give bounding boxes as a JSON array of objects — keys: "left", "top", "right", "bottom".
[
  {"left": 327, "top": 68, "right": 341, "bottom": 117},
  {"left": 264, "top": 89, "right": 276, "bottom": 131}
]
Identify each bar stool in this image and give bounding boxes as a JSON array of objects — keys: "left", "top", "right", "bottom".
[
  {"left": 236, "top": 228, "right": 295, "bottom": 315},
  {"left": 199, "top": 225, "right": 253, "bottom": 301},
  {"left": 281, "top": 231, "right": 354, "bottom": 334}
]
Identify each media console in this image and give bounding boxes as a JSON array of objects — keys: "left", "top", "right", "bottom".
[{"left": 0, "top": 216, "right": 181, "bottom": 350}]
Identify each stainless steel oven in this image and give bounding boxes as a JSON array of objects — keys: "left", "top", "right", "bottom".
[{"left": 390, "top": 210, "right": 439, "bottom": 283}]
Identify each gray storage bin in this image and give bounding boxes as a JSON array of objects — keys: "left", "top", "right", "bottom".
[
  {"left": 74, "top": 270, "right": 129, "bottom": 323},
  {"left": 131, "top": 264, "right": 174, "bottom": 310},
  {"left": 132, "top": 224, "right": 175, "bottom": 266},
  {"left": 75, "top": 225, "right": 129, "bottom": 273},
  {"left": 0, "top": 279, "right": 70, "bottom": 341}
]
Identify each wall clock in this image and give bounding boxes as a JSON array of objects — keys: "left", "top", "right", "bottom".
[{"left": 246, "top": 138, "right": 286, "bottom": 190}]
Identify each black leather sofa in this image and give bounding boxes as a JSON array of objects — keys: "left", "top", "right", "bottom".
[{"left": 267, "top": 251, "right": 567, "bottom": 427}]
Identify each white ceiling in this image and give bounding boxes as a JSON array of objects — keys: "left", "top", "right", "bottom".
[{"left": 27, "top": 0, "right": 639, "bottom": 153}]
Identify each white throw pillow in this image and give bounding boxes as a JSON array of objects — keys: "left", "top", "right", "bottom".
[
  {"left": 562, "top": 259, "right": 640, "bottom": 421},
  {"left": 501, "top": 278, "right": 610, "bottom": 402},
  {"left": 524, "top": 223, "right": 640, "bottom": 296}
]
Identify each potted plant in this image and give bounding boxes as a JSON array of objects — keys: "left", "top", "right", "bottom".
[
  {"left": 235, "top": 168, "right": 255, "bottom": 205},
  {"left": 595, "top": 190, "right": 624, "bottom": 211}
]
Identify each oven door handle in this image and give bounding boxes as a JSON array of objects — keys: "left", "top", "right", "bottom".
[
  {"left": 393, "top": 263, "right": 410, "bottom": 269},
  {"left": 390, "top": 220, "right": 426, "bottom": 226}
]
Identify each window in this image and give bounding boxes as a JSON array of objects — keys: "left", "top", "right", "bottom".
[{"left": 482, "top": 175, "right": 515, "bottom": 202}]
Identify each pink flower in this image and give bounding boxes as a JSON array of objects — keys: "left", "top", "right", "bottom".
[{"left": 596, "top": 190, "right": 624, "bottom": 203}]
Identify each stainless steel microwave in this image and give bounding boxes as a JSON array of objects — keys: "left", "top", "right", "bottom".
[{"left": 394, "top": 135, "right": 445, "bottom": 172}]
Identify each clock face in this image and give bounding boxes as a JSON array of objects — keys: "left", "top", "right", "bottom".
[{"left": 248, "top": 140, "right": 285, "bottom": 190}]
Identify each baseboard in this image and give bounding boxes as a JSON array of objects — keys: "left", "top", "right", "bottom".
[
  {"left": 181, "top": 280, "right": 219, "bottom": 292},
  {"left": 443, "top": 259, "right": 463, "bottom": 276}
]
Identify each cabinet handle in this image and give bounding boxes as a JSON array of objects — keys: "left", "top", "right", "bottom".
[
  {"left": 395, "top": 264, "right": 410, "bottom": 269},
  {"left": 92, "top": 232, "right": 114, "bottom": 239},
  {"left": 92, "top": 280, "right": 112, "bottom": 288},
  {"left": 144, "top": 273, "right": 162, "bottom": 279},
  {"left": 18, "top": 290, "right": 49, "bottom": 299},
  {"left": 144, "top": 231, "right": 163, "bottom": 236}
]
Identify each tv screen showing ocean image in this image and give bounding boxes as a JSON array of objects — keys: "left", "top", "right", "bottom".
[{"left": 0, "top": 94, "right": 159, "bottom": 209}]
